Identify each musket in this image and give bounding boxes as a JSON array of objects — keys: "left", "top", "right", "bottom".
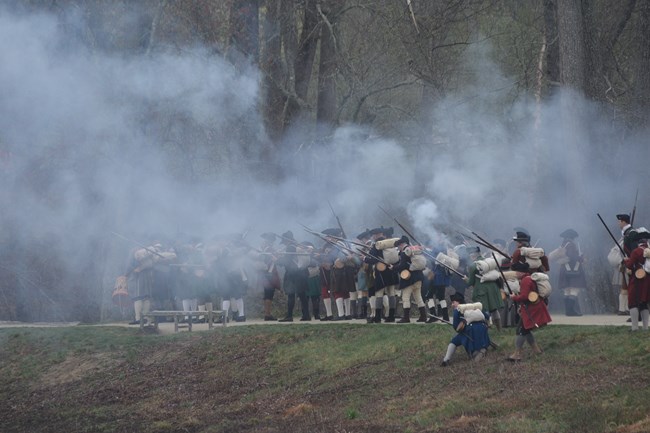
[
  {"left": 378, "top": 205, "right": 424, "bottom": 246},
  {"left": 455, "top": 230, "right": 493, "bottom": 250},
  {"left": 326, "top": 233, "right": 370, "bottom": 249},
  {"left": 300, "top": 223, "right": 390, "bottom": 266},
  {"left": 597, "top": 213, "right": 627, "bottom": 257},
  {"left": 427, "top": 313, "right": 474, "bottom": 341},
  {"left": 492, "top": 252, "right": 514, "bottom": 299},
  {"left": 272, "top": 232, "right": 301, "bottom": 247},
  {"left": 597, "top": 212, "right": 629, "bottom": 290},
  {"left": 428, "top": 311, "right": 500, "bottom": 349},
  {"left": 470, "top": 231, "right": 511, "bottom": 260},
  {"left": 421, "top": 250, "right": 467, "bottom": 278},
  {"left": 110, "top": 231, "right": 166, "bottom": 259},
  {"left": 631, "top": 188, "right": 639, "bottom": 226},
  {"left": 327, "top": 200, "right": 348, "bottom": 240}
]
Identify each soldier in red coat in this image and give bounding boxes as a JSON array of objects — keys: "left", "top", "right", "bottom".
[
  {"left": 623, "top": 229, "right": 650, "bottom": 331},
  {"left": 507, "top": 262, "right": 552, "bottom": 361}
]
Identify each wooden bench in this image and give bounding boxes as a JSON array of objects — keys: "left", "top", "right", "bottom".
[{"left": 141, "top": 310, "right": 226, "bottom": 332}]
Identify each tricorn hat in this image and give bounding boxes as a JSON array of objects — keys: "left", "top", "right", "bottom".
[
  {"left": 513, "top": 231, "right": 531, "bottom": 242},
  {"left": 280, "top": 230, "right": 295, "bottom": 244},
  {"left": 356, "top": 229, "right": 371, "bottom": 240},
  {"left": 631, "top": 228, "right": 650, "bottom": 242},
  {"left": 322, "top": 228, "right": 343, "bottom": 237},
  {"left": 513, "top": 227, "right": 530, "bottom": 236},
  {"left": 394, "top": 235, "right": 410, "bottom": 247},
  {"left": 616, "top": 214, "right": 631, "bottom": 224},
  {"left": 560, "top": 229, "right": 579, "bottom": 239},
  {"left": 450, "top": 292, "right": 465, "bottom": 304}
]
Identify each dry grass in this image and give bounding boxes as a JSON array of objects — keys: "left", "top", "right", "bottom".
[{"left": 0, "top": 323, "right": 649, "bottom": 433}]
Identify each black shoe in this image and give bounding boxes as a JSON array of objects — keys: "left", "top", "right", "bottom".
[
  {"left": 627, "top": 318, "right": 632, "bottom": 322},
  {"left": 128, "top": 320, "right": 140, "bottom": 325},
  {"left": 440, "top": 360, "right": 449, "bottom": 367},
  {"left": 320, "top": 316, "right": 333, "bottom": 321},
  {"left": 345, "top": 315, "right": 352, "bottom": 320},
  {"left": 264, "top": 315, "right": 276, "bottom": 321},
  {"left": 333, "top": 316, "right": 345, "bottom": 321},
  {"left": 235, "top": 316, "right": 246, "bottom": 322},
  {"left": 300, "top": 317, "right": 311, "bottom": 321},
  {"left": 278, "top": 317, "right": 293, "bottom": 322}
]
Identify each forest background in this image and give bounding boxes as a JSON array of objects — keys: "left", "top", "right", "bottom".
[{"left": 0, "top": 0, "right": 649, "bottom": 322}]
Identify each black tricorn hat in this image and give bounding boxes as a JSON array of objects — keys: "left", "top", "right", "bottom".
[
  {"left": 513, "top": 227, "right": 530, "bottom": 236},
  {"left": 631, "top": 228, "right": 650, "bottom": 242},
  {"left": 260, "top": 232, "right": 276, "bottom": 242},
  {"left": 322, "top": 228, "right": 343, "bottom": 237},
  {"left": 616, "top": 214, "right": 631, "bottom": 224},
  {"left": 450, "top": 292, "right": 465, "bottom": 304},
  {"left": 560, "top": 229, "right": 578, "bottom": 239},
  {"left": 513, "top": 231, "right": 531, "bottom": 242},
  {"left": 356, "top": 229, "right": 371, "bottom": 240},
  {"left": 280, "top": 230, "right": 295, "bottom": 244},
  {"left": 394, "top": 235, "right": 410, "bottom": 247}
]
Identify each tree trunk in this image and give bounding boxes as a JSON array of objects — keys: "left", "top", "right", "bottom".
[
  {"left": 261, "top": 0, "right": 286, "bottom": 141},
  {"left": 632, "top": 1, "right": 650, "bottom": 125},
  {"left": 556, "top": 0, "right": 586, "bottom": 93},
  {"left": 228, "top": 0, "right": 260, "bottom": 65},
  {"left": 555, "top": 0, "right": 589, "bottom": 216},
  {"left": 284, "top": 0, "right": 319, "bottom": 130},
  {"left": 316, "top": 2, "right": 339, "bottom": 129},
  {"left": 542, "top": 0, "right": 560, "bottom": 98}
]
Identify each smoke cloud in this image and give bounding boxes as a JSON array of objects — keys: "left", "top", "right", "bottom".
[{"left": 0, "top": 5, "right": 647, "bottom": 320}]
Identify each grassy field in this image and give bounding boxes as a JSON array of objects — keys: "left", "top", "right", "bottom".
[{"left": 0, "top": 323, "right": 649, "bottom": 433}]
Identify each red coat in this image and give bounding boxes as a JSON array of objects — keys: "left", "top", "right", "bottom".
[
  {"left": 624, "top": 246, "right": 650, "bottom": 307},
  {"left": 511, "top": 275, "right": 552, "bottom": 330}
]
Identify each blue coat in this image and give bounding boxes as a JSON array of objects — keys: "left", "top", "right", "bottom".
[{"left": 450, "top": 309, "right": 491, "bottom": 355}]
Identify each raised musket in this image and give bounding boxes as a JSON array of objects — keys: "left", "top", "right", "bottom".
[
  {"left": 300, "top": 223, "right": 390, "bottom": 267},
  {"left": 422, "top": 250, "right": 467, "bottom": 278},
  {"left": 110, "top": 231, "right": 167, "bottom": 259},
  {"left": 597, "top": 212, "right": 629, "bottom": 290},
  {"left": 631, "top": 188, "right": 639, "bottom": 226},
  {"left": 327, "top": 200, "right": 348, "bottom": 240},
  {"left": 378, "top": 205, "right": 424, "bottom": 246},
  {"left": 597, "top": 213, "right": 627, "bottom": 258},
  {"left": 470, "top": 231, "right": 511, "bottom": 260}
]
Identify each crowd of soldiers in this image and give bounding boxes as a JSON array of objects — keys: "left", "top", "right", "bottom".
[{"left": 115, "top": 212, "right": 650, "bottom": 365}]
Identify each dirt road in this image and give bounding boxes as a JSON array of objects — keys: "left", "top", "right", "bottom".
[{"left": 0, "top": 313, "right": 634, "bottom": 335}]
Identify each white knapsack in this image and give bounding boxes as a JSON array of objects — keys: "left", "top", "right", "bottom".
[{"left": 531, "top": 272, "right": 552, "bottom": 298}]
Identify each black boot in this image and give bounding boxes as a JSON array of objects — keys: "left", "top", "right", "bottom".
[
  {"left": 426, "top": 306, "right": 438, "bottom": 323},
  {"left": 373, "top": 308, "right": 383, "bottom": 323},
  {"left": 385, "top": 308, "right": 396, "bottom": 323},
  {"left": 397, "top": 308, "right": 410, "bottom": 323},
  {"left": 442, "top": 307, "right": 449, "bottom": 322},
  {"left": 350, "top": 300, "right": 358, "bottom": 319},
  {"left": 361, "top": 301, "right": 368, "bottom": 320},
  {"left": 417, "top": 306, "right": 427, "bottom": 322}
]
